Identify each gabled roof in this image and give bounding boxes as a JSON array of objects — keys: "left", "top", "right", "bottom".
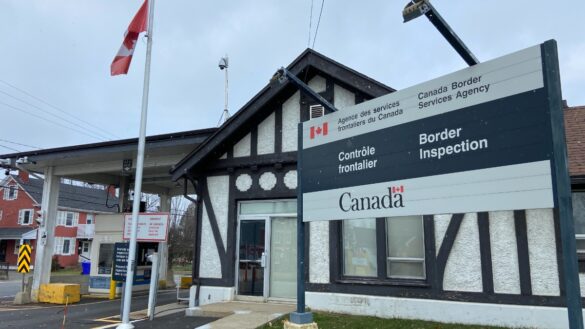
[
  {"left": 565, "top": 106, "right": 585, "bottom": 178},
  {"left": 170, "top": 48, "right": 395, "bottom": 180},
  {"left": 5, "top": 175, "right": 119, "bottom": 213}
]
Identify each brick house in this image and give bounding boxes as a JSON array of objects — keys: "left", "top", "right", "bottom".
[{"left": 0, "top": 171, "right": 118, "bottom": 268}]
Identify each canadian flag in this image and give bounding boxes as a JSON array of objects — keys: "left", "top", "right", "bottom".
[
  {"left": 310, "top": 122, "right": 328, "bottom": 139},
  {"left": 391, "top": 185, "right": 404, "bottom": 193},
  {"left": 111, "top": 1, "right": 148, "bottom": 76}
]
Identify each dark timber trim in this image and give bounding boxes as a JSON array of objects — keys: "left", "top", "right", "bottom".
[
  {"left": 305, "top": 282, "right": 576, "bottom": 307},
  {"left": 376, "top": 218, "right": 387, "bottom": 278},
  {"left": 201, "top": 180, "right": 228, "bottom": 278},
  {"left": 554, "top": 208, "right": 566, "bottom": 296},
  {"left": 226, "top": 173, "right": 237, "bottom": 285},
  {"left": 275, "top": 105, "right": 283, "bottom": 154},
  {"left": 205, "top": 152, "right": 297, "bottom": 171},
  {"left": 514, "top": 210, "right": 532, "bottom": 295},
  {"left": 329, "top": 221, "right": 340, "bottom": 282},
  {"left": 478, "top": 212, "right": 494, "bottom": 294},
  {"left": 250, "top": 127, "right": 258, "bottom": 157},
  {"left": 435, "top": 213, "right": 464, "bottom": 291},
  {"left": 423, "top": 215, "right": 438, "bottom": 289}
]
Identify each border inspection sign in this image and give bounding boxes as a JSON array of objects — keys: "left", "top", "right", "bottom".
[
  {"left": 301, "top": 42, "right": 561, "bottom": 222},
  {"left": 18, "top": 244, "right": 31, "bottom": 273}
]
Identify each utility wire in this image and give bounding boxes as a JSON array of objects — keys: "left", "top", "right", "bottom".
[
  {"left": 0, "top": 79, "right": 121, "bottom": 140},
  {"left": 308, "top": 0, "right": 314, "bottom": 48},
  {"left": 0, "top": 144, "right": 20, "bottom": 153},
  {"left": 0, "top": 138, "right": 40, "bottom": 150},
  {"left": 0, "top": 101, "right": 106, "bottom": 142},
  {"left": 312, "top": 0, "right": 325, "bottom": 49},
  {"left": 0, "top": 89, "right": 112, "bottom": 141}
]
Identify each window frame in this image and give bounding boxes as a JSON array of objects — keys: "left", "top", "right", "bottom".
[
  {"left": 385, "top": 216, "right": 426, "bottom": 280},
  {"left": 333, "top": 216, "right": 431, "bottom": 287},
  {"left": 18, "top": 209, "right": 34, "bottom": 225},
  {"left": 3, "top": 185, "right": 18, "bottom": 200},
  {"left": 57, "top": 211, "right": 78, "bottom": 227}
]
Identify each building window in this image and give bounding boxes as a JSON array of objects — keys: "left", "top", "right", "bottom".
[
  {"left": 57, "top": 211, "right": 78, "bottom": 227},
  {"left": 342, "top": 218, "right": 377, "bottom": 277},
  {"left": 3, "top": 185, "right": 17, "bottom": 200},
  {"left": 386, "top": 216, "right": 425, "bottom": 279},
  {"left": 54, "top": 237, "right": 75, "bottom": 255},
  {"left": 18, "top": 209, "right": 33, "bottom": 225},
  {"left": 98, "top": 243, "right": 114, "bottom": 274},
  {"left": 340, "top": 216, "right": 426, "bottom": 282},
  {"left": 86, "top": 214, "right": 94, "bottom": 224}
]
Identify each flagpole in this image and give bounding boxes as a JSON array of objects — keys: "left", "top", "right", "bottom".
[{"left": 117, "top": 0, "right": 154, "bottom": 328}]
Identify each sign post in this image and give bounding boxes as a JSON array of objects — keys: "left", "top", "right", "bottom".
[
  {"left": 18, "top": 243, "right": 31, "bottom": 292},
  {"left": 299, "top": 40, "right": 582, "bottom": 328}
]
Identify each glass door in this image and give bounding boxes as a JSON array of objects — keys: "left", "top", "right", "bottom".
[
  {"left": 269, "top": 217, "right": 297, "bottom": 299},
  {"left": 237, "top": 220, "right": 266, "bottom": 296}
]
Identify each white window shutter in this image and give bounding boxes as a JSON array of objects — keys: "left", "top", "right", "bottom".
[
  {"left": 71, "top": 239, "right": 76, "bottom": 255},
  {"left": 74, "top": 213, "right": 79, "bottom": 226},
  {"left": 53, "top": 237, "right": 60, "bottom": 254},
  {"left": 56, "top": 237, "right": 64, "bottom": 255},
  {"left": 18, "top": 210, "right": 23, "bottom": 224}
]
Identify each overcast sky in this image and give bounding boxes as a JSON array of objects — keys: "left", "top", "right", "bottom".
[{"left": 0, "top": 0, "right": 584, "bottom": 157}]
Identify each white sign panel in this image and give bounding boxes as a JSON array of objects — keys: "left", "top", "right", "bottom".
[
  {"left": 123, "top": 213, "right": 170, "bottom": 242},
  {"left": 300, "top": 44, "right": 556, "bottom": 221}
]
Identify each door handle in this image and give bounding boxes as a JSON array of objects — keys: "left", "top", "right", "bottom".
[{"left": 260, "top": 252, "right": 266, "bottom": 268}]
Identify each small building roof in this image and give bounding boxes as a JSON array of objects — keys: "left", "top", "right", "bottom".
[
  {"left": 0, "top": 227, "right": 35, "bottom": 240},
  {"left": 170, "top": 48, "right": 395, "bottom": 180},
  {"left": 8, "top": 174, "right": 119, "bottom": 213},
  {"left": 0, "top": 128, "right": 216, "bottom": 196}
]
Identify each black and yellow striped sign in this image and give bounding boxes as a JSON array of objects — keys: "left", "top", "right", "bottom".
[{"left": 18, "top": 244, "right": 31, "bottom": 273}]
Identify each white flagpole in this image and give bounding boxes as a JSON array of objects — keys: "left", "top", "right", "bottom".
[{"left": 117, "top": 0, "right": 155, "bottom": 328}]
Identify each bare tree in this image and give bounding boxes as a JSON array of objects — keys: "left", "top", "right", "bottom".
[{"left": 168, "top": 201, "right": 196, "bottom": 271}]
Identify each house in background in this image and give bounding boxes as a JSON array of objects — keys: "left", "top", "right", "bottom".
[{"left": 0, "top": 171, "right": 118, "bottom": 268}]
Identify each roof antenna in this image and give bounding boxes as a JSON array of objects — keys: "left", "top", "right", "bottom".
[{"left": 218, "top": 55, "right": 230, "bottom": 125}]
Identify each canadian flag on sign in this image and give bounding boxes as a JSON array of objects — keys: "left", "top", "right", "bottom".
[
  {"left": 310, "top": 122, "right": 328, "bottom": 139},
  {"left": 392, "top": 185, "right": 404, "bottom": 193},
  {"left": 111, "top": 1, "right": 148, "bottom": 76}
]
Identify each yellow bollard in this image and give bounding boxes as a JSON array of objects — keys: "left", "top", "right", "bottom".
[{"left": 109, "top": 279, "right": 116, "bottom": 300}]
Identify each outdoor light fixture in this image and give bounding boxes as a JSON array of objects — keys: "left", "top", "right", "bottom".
[
  {"left": 402, "top": 0, "right": 430, "bottom": 23},
  {"left": 402, "top": 0, "right": 479, "bottom": 66}
]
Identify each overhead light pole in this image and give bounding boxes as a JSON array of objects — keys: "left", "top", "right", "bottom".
[{"left": 402, "top": 0, "right": 479, "bottom": 66}]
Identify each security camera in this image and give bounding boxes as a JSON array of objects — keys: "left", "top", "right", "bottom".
[{"left": 218, "top": 57, "right": 228, "bottom": 70}]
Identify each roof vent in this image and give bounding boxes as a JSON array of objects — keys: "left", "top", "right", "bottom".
[{"left": 309, "top": 105, "right": 325, "bottom": 120}]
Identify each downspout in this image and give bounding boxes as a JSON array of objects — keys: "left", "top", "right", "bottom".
[{"left": 183, "top": 174, "right": 202, "bottom": 306}]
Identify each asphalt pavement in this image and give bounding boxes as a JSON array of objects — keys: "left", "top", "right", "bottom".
[{"left": 0, "top": 290, "right": 217, "bottom": 328}]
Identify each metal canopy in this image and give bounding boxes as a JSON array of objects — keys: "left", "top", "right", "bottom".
[{"left": 0, "top": 128, "right": 216, "bottom": 196}]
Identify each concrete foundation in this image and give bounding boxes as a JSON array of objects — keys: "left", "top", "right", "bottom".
[{"left": 284, "top": 321, "right": 319, "bottom": 329}]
